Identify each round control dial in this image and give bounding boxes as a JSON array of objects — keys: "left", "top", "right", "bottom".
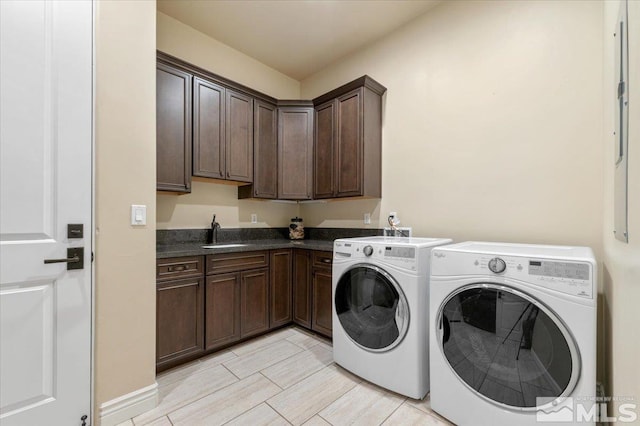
[
  {"left": 363, "top": 245, "right": 374, "bottom": 256},
  {"left": 488, "top": 257, "right": 507, "bottom": 274}
]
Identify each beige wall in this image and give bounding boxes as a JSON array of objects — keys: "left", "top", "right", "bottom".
[
  {"left": 156, "top": 12, "right": 299, "bottom": 229},
  {"left": 157, "top": 181, "right": 298, "bottom": 229},
  {"left": 94, "top": 0, "right": 157, "bottom": 418},
  {"left": 603, "top": 0, "right": 640, "bottom": 417},
  {"left": 300, "top": 0, "right": 604, "bottom": 256}
]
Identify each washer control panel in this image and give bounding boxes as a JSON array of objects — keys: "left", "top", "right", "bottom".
[
  {"left": 334, "top": 241, "right": 420, "bottom": 272},
  {"left": 384, "top": 246, "right": 415, "bottom": 259}
]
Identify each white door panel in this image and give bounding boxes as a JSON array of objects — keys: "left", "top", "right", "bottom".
[{"left": 0, "top": 1, "right": 92, "bottom": 424}]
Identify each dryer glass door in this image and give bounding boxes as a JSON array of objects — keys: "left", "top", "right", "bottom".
[
  {"left": 335, "top": 264, "right": 409, "bottom": 352},
  {"left": 437, "top": 284, "right": 580, "bottom": 410}
]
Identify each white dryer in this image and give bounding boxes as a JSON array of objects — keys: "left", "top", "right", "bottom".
[
  {"left": 429, "top": 242, "right": 597, "bottom": 426},
  {"left": 332, "top": 236, "right": 452, "bottom": 399}
]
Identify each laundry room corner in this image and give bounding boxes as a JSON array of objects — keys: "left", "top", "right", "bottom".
[{"left": 602, "top": 0, "right": 640, "bottom": 419}]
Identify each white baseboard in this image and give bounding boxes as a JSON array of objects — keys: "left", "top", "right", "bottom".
[{"left": 98, "top": 382, "right": 158, "bottom": 426}]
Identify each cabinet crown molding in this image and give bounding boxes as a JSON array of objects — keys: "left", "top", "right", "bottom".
[{"left": 312, "top": 75, "right": 387, "bottom": 106}]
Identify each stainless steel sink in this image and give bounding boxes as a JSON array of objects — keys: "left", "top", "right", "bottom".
[{"left": 201, "top": 244, "right": 248, "bottom": 249}]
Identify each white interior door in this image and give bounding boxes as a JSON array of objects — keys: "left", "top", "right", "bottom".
[{"left": 0, "top": 1, "right": 93, "bottom": 425}]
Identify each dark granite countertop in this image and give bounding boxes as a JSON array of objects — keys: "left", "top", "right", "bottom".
[
  {"left": 156, "top": 228, "right": 383, "bottom": 259},
  {"left": 156, "top": 238, "right": 334, "bottom": 259}
]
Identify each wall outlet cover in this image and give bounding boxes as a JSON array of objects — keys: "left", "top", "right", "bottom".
[{"left": 131, "top": 205, "right": 146, "bottom": 226}]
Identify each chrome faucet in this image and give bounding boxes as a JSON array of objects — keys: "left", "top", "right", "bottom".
[{"left": 209, "top": 214, "right": 221, "bottom": 244}]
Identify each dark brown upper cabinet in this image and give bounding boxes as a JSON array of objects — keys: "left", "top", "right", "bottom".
[
  {"left": 193, "top": 82, "right": 253, "bottom": 183},
  {"left": 278, "top": 102, "right": 314, "bottom": 200},
  {"left": 238, "top": 100, "right": 277, "bottom": 199},
  {"left": 157, "top": 62, "right": 192, "bottom": 193},
  {"left": 313, "top": 76, "right": 387, "bottom": 199},
  {"left": 193, "top": 77, "right": 225, "bottom": 179},
  {"left": 313, "top": 100, "right": 335, "bottom": 199},
  {"left": 157, "top": 53, "right": 385, "bottom": 200},
  {"left": 225, "top": 89, "right": 253, "bottom": 182}
]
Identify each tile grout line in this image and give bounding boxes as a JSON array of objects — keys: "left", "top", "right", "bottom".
[
  {"left": 228, "top": 334, "right": 298, "bottom": 359},
  {"left": 159, "top": 372, "right": 246, "bottom": 425},
  {"left": 296, "top": 367, "right": 361, "bottom": 425},
  {"left": 264, "top": 400, "right": 294, "bottom": 426},
  {"left": 258, "top": 371, "right": 285, "bottom": 392},
  {"left": 285, "top": 336, "right": 322, "bottom": 351},
  {"left": 317, "top": 413, "right": 335, "bottom": 425},
  {"left": 377, "top": 399, "right": 407, "bottom": 426},
  {"left": 221, "top": 363, "right": 243, "bottom": 381},
  {"left": 224, "top": 341, "right": 305, "bottom": 380},
  {"left": 228, "top": 328, "right": 296, "bottom": 357}
]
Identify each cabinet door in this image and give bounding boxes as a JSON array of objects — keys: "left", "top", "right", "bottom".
[
  {"left": 205, "top": 273, "right": 241, "bottom": 351},
  {"left": 157, "top": 277, "right": 204, "bottom": 370},
  {"left": 193, "top": 77, "right": 225, "bottom": 179},
  {"left": 156, "top": 63, "right": 192, "bottom": 192},
  {"left": 226, "top": 89, "right": 253, "bottom": 182},
  {"left": 336, "top": 88, "right": 363, "bottom": 197},
  {"left": 252, "top": 100, "right": 278, "bottom": 198},
  {"left": 270, "top": 250, "right": 292, "bottom": 328},
  {"left": 240, "top": 268, "right": 270, "bottom": 338},
  {"left": 314, "top": 100, "right": 336, "bottom": 199},
  {"left": 278, "top": 107, "right": 313, "bottom": 199},
  {"left": 312, "top": 267, "right": 333, "bottom": 338},
  {"left": 293, "top": 250, "right": 312, "bottom": 328}
]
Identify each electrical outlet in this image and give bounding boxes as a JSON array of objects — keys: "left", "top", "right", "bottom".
[
  {"left": 251, "top": 213, "right": 257, "bottom": 224},
  {"left": 364, "top": 213, "right": 371, "bottom": 224}
]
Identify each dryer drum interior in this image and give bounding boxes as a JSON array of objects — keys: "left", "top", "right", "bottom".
[
  {"left": 437, "top": 283, "right": 581, "bottom": 410},
  {"left": 335, "top": 264, "right": 409, "bottom": 352}
]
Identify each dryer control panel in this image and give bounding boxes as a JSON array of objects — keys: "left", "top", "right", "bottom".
[
  {"left": 528, "top": 260, "right": 590, "bottom": 281},
  {"left": 431, "top": 251, "right": 595, "bottom": 299}
]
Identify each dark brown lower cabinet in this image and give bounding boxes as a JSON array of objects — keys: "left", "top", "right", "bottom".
[
  {"left": 293, "top": 249, "right": 333, "bottom": 338},
  {"left": 240, "top": 268, "right": 270, "bottom": 338},
  {"left": 270, "top": 249, "right": 292, "bottom": 328},
  {"left": 293, "top": 250, "right": 312, "bottom": 328},
  {"left": 205, "top": 273, "right": 241, "bottom": 351},
  {"left": 156, "top": 277, "right": 204, "bottom": 371},
  {"left": 312, "top": 266, "right": 333, "bottom": 338},
  {"left": 157, "top": 249, "right": 331, "bottom": 372},
  {"left": 205, "top": 251, "right": 270, "bottom": 351}
]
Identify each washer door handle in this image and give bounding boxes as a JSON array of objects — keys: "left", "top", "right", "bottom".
[{"left": 395, "top": 299, "right": 406, "bottom": 328}]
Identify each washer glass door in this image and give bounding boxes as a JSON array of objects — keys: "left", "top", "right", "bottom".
[
  {"left": 335, "top": 264, "right": 409, "bottom": 351},
  {"left": 437, "top": 284, "right": 580, "bottom": 410}
]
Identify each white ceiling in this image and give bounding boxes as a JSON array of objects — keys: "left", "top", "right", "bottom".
[{"left": 157, "top": 0, "right": 441, "bottom": 80}]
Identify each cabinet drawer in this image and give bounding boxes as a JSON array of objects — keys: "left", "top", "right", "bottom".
[
  {"left": 156, "top": 256, "right": 204, "bottom": 281},
  {"left": 312, "top": 251, "right": 333, "bottom": 269},
  {"left": 206, "top": 251, "right": 269, "bottom": 275}
]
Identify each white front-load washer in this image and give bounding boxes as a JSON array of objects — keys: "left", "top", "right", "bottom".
[
  {"left": 332, "top": 236, "right": 452, "bottom": 399},
  {"left": 429, "top": 242, "right": 597, "bottom": 426}
]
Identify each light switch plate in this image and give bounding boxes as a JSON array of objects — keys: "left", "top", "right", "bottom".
[
  {"left": 131, "top": 204, "right": 147, "bottom": 226},
  {"left": 251, "top": 214, "right": 258, "bottom": 224},
  {"left": 364, "top": 213, "right": 371, "bottom": 224}
]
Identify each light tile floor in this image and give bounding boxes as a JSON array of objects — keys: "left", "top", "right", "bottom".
[{"left": 118, "top": 326, "right": 452, "bottom": 426}]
